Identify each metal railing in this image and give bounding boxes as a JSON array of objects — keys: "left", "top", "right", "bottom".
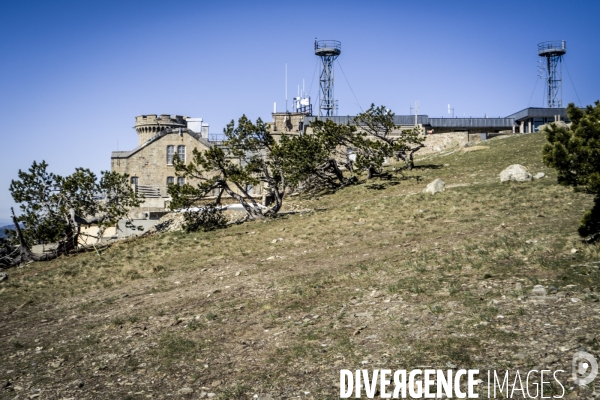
[
  {"left": 428, "top": 118, "right": 515, "bottom": 128},
  {"left": 315, "top": 40, "right": 341, "bottom": 54},
  {"left": 538, "top": 40, "right": 566, "bottom": 55},
  {"left": 135, "top": 185, "right": 161, "bottom": 198}
]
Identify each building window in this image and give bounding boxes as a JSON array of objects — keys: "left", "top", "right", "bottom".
[
  {"left": 166, "top": 145, "right": 174, "bottom": 164},
  {"left": 130, "top": 176, "right": 138, "bottom": 185},
  {"left": 246, "top": 184, "right": 254, "bottom": 195},
  {"left": 177, "top": 177, "right": 185, "bottom": 186},
  {"left": 177, "top": 145, "right": 186, "bottom": 163},
  {"left": 166, "top": 176, "right": 174, "bottom": 185}
]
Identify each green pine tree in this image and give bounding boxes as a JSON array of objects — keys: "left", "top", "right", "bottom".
[{"left": 542, "top": 101, "right": 600, "bottom": 240}]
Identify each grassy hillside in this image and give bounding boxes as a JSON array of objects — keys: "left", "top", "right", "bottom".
[{"left": 1, "top": 132, "right": 599, "bottom": 399}]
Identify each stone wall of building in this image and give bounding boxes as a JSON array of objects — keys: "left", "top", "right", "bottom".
[
  {"left": 111, "top": 131, "right": 206, "bottom": 196},
  {"left": 271, "top": 112, "right": 306, "bottom": 134}
]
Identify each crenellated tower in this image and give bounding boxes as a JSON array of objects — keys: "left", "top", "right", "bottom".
[{"left": 134, "top": 114, "right": 187, "bottom": 146}]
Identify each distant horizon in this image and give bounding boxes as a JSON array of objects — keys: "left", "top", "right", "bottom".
[{"left": 1, "top": 0, "right": 599, "bottom": 221}]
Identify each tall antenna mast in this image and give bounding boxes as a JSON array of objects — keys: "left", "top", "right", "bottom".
[
  {"left": 314, "top": 38, "right": 341, "bottom": 117},
  {"left": 538, "top": 40, "right": 566, "bottom": 108}
]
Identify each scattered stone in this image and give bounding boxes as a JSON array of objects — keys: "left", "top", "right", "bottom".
[
  {"left": 499, "top": 164, "right": 532, "bottom": 182},
  {"left": 235, "top": 270, "right": 241, "bottom": 276},
  {"left": 571, "top": 248, "right": 579, "bottom": 254},
  {"left": 0, "top": 273, "right": 7, "bottom": 282},
  {"left": 66, "top": 380, "right": 84, "bottom": 389},
  {"left": 549, "top": 286, "right": 558, "bottom": 294},
  {"left": 256, "top": 395, "right": 274, "bottom": 400},
  {"left": 120, "top": 293, "right": 129, "bottom": 298},
  {"left": 370, "top": 290, "right": 383, "bottom": 298},
  {"left": 207, "top": 393, "right": 216, "bottom": 398},
  {"left": 353, "top": 325, "right": 367, "bottom": 336},
  {"left": 178, "top": 387, "right": 194, "bottom": 394},
  {"left": 531, "top": 285, "right": 547, "bottom": 296},
  {"left": 533, "top": 172, "right": 546, "bottom": 179},
  {"left": 424, "top": 178, "right": 445, "bottom": 194}
]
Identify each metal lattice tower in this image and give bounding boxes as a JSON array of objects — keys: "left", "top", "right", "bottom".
[
  {"left": 314, "top": 39, "right": 341, "bottom": 116},
  {"left": 538, "top": 40, "right": 566, "bottom": 108}
]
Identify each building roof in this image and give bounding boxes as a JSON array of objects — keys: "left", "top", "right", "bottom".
[
  {"left": 111, "top": 128, "right": 211, "bottom": 159},
  {"left": 505, "top": 107, "right": 568, "bottom": 121},
  {"left": 302, "top": 107, "right": 568, "bottom": 131}
]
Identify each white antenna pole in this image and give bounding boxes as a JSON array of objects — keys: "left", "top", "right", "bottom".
[
  {"left": 302, "top": 79, "right": 305, "bottom": 97},
  {"left": 285, "top": 63, "right": 288, "bottom": 112},
  {"left": 415, "top": 100, "right": 419, "bottom": 127},
  {"left": 274, "top": 102, "right": 277, "bottom": 113}
]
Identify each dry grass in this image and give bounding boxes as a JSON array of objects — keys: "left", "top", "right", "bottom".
[{"left": 1, "top": 132, "right": 600, "bottom": 399}]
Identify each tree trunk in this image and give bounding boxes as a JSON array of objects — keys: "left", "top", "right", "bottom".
[{"left": 9, "top": 207, "right": 57, "bottom": 265}]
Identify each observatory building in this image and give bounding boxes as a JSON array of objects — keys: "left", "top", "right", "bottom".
[
  {"left": 110, "top": 38, "right": 572, "bottom": 224},
  {"left": 111, "top": 114, "right": 212, "bottom": 209}
]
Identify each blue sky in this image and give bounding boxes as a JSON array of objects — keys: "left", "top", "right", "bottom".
[{"left": 1, "top": 0, "right": 599, "bottom": 223}]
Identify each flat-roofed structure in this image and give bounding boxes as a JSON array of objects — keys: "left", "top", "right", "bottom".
[
  {"left": 299, "top": 107, "right": 568, "bottom": 135},
  {"left": 506, "top": 107, "right": 568, "bottom": 133}
]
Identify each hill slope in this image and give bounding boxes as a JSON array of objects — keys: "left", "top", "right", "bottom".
[{"left": 1, "top": 132, "right": 599, "bottom": 399}]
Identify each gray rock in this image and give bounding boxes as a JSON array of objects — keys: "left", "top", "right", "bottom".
[
  {"left": 424, "top": 178, "right": 445, "bottom": 194},
  {"left": 533, "top": 172, "right": 546, "bottom": 179},
  {"left": 207, "top": 394, "right": 216, "bottom": 399},
  {"left": 549, "top": 286, "right": 558, "bottom": 294},
  {"left": 67, "top": 380, "right": 84, "bottom": 389},
  {"left": 178, "top": 387, "right": 194, "bottom": 394},
  {"left": 500, "top": 164, "right": 532, "bottom": 182},
  {"left": 0, "top": 273, "right": 7, "bottom": 282},
  {"left": 531, "top": 285, "right": 547, "bottom": 296}
]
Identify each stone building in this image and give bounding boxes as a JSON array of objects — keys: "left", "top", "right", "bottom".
[{"left": 111, "top": 114, "right": 212, "bottom": 210}]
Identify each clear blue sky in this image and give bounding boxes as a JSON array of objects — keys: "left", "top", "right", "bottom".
[{"left": 1, "top": 0, "right": 599, "bottom": 223}]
